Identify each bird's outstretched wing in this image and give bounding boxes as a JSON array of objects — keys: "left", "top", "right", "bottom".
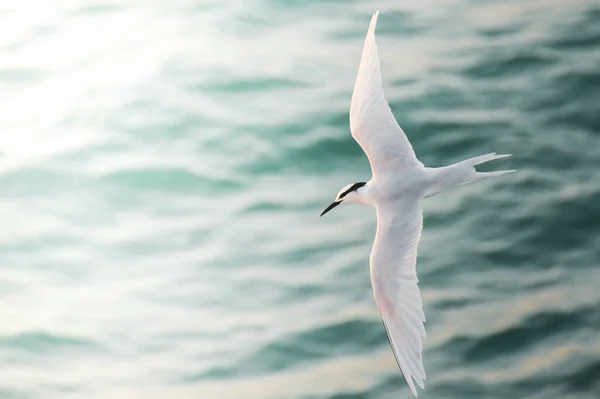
[
  {"left": 350, "top": 10, "right": 422, "bottom": 177},
  {"left": 371, "top": 200, "right": 426, "bottom": 396}
]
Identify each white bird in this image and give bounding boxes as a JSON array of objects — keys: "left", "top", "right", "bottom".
[{"left": 320, "top": 10, "right": 515, "bottom": 397}]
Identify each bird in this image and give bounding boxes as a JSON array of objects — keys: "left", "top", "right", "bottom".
[{"left": 319, "top": 10, "right": 515, "bottom": 397}]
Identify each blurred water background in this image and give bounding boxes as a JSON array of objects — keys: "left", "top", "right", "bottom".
[{"left": 1, "top": 0, "right": 600, "bottom": 398}]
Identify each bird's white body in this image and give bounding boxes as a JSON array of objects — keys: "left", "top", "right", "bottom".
[{"left": 321, "top": 10, "right": 515, "bottom": 397}]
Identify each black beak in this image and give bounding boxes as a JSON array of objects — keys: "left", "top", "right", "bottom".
[{"left": 320, "top": 201, "right": 341, "bottom": 217}]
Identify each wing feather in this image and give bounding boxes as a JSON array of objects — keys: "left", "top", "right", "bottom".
[
  {"left": 371, "top": 201, "right": 426, "bottom": 397},
  {"left": 350, "top": 10, "right": 422, "bottom": 177}
]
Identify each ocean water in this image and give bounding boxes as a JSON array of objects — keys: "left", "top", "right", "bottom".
[{"left": 1, "top": 0, "right": 600, "bottom": 398}]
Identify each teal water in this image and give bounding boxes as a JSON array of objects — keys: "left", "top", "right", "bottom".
[{"left": 1, "top": 1, "right": 600, "bottom": 398}]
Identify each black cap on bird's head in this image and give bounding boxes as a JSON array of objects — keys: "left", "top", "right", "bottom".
[{"left": 320, "top": 182, "right": 366, "bottom": 216}]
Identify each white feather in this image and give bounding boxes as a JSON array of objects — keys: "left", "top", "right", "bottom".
[{"left": 350, "top": 10, "right": 424, "bottom": 177}]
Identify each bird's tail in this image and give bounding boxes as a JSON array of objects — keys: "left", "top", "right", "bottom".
[{"left": 424, "top": 153, "right": 515, "bottom": 198}]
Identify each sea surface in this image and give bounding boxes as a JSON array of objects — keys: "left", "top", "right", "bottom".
[{"left": 1, "top": 1, "right": 600, "bottom": 398}]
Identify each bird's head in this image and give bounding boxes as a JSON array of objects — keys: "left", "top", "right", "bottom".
[{"left": 320, "top": 182, "right": 367, "bottom": 216}]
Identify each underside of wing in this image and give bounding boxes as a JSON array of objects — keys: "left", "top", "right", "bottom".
[
  {"left": 372, "top": 203, "right": 426, "bottom": 396},
  {"left": 350, "top": 10, "right": 422, "bottom": 176},
  {"left": 379, "top": 279, "right": 426, "bottom": 397}
]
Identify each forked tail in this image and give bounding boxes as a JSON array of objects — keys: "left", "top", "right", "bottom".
[{"left": 424, "top": 153, "right": 515, "bottom": 198}]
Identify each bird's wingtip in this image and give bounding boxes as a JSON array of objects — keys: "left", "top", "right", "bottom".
[
  {"left": 369, "top": 9, "right": 380, "bottom": 30},
  {"left": 410, "top": 384, "right": 418, "bottom": 397}
]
